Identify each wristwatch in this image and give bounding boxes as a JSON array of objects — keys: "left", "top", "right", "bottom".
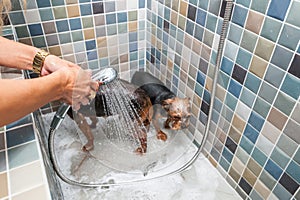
[{"left": 32, "top": 50, "right": 49, "bottom": 75}]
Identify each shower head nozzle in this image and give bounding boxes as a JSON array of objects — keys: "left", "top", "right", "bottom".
[{"left": 92, "top": 67, "right": 118, "bottom": 85}]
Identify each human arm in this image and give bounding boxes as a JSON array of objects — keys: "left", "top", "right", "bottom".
[
  {"left": 0, "top": 66, "right": 98, "bottom": 126},
  {"left": 0, "top": 36, "right": 79, "bottom": 76}
]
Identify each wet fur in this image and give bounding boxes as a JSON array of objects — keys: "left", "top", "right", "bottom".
[
  {"left": 67, "top": 79, "right": 153, "bottom": 154},
  {"left": 131, "top": 71, "right": 191, "bottom": 141}
]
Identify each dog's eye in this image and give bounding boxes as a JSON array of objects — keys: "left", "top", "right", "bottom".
[{"left": 173, "top": 116, "right": 181, "bottom": 120}]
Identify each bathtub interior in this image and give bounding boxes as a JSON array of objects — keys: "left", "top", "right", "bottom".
[{"left": 40, "top": 68, "right": 201, "bottom": 187}]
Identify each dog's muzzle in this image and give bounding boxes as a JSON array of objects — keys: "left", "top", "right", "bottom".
[{"left": 170, "top": 116, "right": 190, "bottom": 130}]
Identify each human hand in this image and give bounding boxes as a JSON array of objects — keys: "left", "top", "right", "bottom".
[
  {"left": 41, "top": 55, "right": 77, "bottom": 76},
  {"left": 55, "top": 65, "right": 99, "bottom": 111},
  {"left": 42, "top": 55, "right": 99, "bottom": 110}
]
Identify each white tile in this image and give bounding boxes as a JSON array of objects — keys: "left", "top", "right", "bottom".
[{"left": 9, "top": 161, "right": 46, "bottom": 195}]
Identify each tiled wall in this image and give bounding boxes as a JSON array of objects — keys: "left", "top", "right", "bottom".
[{"left": 146, "top": 0, "right": 300, "bottom": 199}]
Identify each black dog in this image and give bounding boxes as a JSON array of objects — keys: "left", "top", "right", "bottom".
[
  {"left": 131, "top": 71, "right": 191, "bottom": 141},
  {"left": 67, "top": 79, "right": 153, "bottom": 153}
]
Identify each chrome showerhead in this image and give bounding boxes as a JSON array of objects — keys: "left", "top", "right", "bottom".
[{"left": 92, "top": 67, "right": 118, "bottom": 85}]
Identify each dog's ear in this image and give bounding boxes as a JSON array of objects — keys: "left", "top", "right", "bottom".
[{"left": 162, "top": 98, "right": 174, "bottom": 111}]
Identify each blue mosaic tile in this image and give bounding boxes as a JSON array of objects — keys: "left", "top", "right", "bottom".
[
  {"left": 248, "top": 111, "right": 265, "bottom": 132},
  {"left": 280, "top": 74, "right": 300, "bottom": 100},
  {"left": 139, "top": 0, "right": 145, "bottom": 8},
  {"left": 32, "top": 36, "right": 46, "bottom": 48},
  {"left": 186, "top": 20, "right": 195, "bottom": 36},
  {"left": 286, "top": 1, "right": 300, "bottom": 28},
  {"left": 71, "top": 31, "right": 83, "bottom": 42},
  {"left": 211, "top": 147, "right": 221, "bottom": 162},
  {"left": 199, "top": 0, "right": 209, "bottom": 10},
  {"left": 261, "top": 17, "right": 282, "bottom": 43},
  {"left": 220, "top": 157, "right": 230, "bottom": 172},
  {"left": 39, "top": 8, "right": 54, "bottom": 21},
  {"left": 258, "top": 81, "right": 277, "bottom": 104},
  {"left": 273, "top": 183, "right": 292, "bottom": 200},
  {"left": 231, "top": 4, "right": 248, "bottom": 27},
  {"left": 106, "top": 13, "right": 116, "bottom": 24},
  {"left": 240, "top": 88, "right": 255, "bottom": 108},
  {"left": 251, "top": 0, "right": 269, "bottom": 14},
  {"left": 222, "top": 106, "right": 234, "bottom": 122},
  {"left": 70, "top": 18, "right": 82, "bottom": 30},
  {"left": 104, "top": 1, "right": 115, "bottom": 13},
  {"left": 196, "top": 71, "right": 206, "bottom": 87},
  {"left": 253, "top": 97, "right": 271, "bottom": 118},
  {"left": 194, "top": 25, "right": 204, "bottom": 41},
  {"left": 265, "top": 159, "right": 283, "bottom": 180},
  {"left": 271, "top": 45, "right": 293, "bottom": 71},
  {"left": 244, "top": 72, "right": 261, "bottom": 93},
  {"left": 236, "top": 0, "right": 251, "bottom": 7},
  {"left": 6, "top": 125, "right": 35, "bottom": 148},
  {"left": 252, "top": 147, "right": 267, "bottom": 167},
  {"left": 224, "top": 41, "right": 239, "bottom": 61},
  {"left": 228, "top": 79, "right": 242, "bottom": 98},
  {"left": 267, "top": 0, "right": 291, "bottom": 21},
  {"left": 278, "top": 24, "right": 300, "bottom": 51},
  {"left": 80, "top": 4, "right": 92, "bottom": 16},
  {"left": 286, "top": 161, "right": 300, "bottom": 184},
  {"left": 271, "top": 147, "right": 290, "bottom": 169},
  {"left": 243, "top": 124, "right": 259, "bottom": 144},
  {"left": 59, "top": 32, "right": 72, "bottom": 44},
  {"left": 87, "top": 50, "right": 97, "bottom": 61},
  {"left": 236, "top": 48, "right": 252, "bottom": 70},
  {"left": 56, "top": 20, "right": 69, "bottom": 32},
  {"left": 8, "top": 142, "right": 39, "bottom": 169},
  {"left": 264, "top": 64, "right": 285, "bottom": 88},
  {"left": 28, "top": 24, "right": 43, "bottom": 36},
  {"left": 206, "top": 13, "right": 217, "bottom": 32},
  {"left": 203, "top": 89, "right": 211, "bottom": 104},
  {"left": 240, "top": 136, "right": 254, "bottom": 154},
  {"left": 218, "top": 71, "right": 230, "bottom": 89},
  {"left": 274, "top": 91, "right": 296, "bottom": 116},
  {"left": 196, "top": 9, "right": 206, "bottom": 26},
  {"left": 36, "top": 0, "right": 51, "bottom": 8},
  {"left": 222, "top": 147, "right": 234, "bottom": 163},
  {"left": 26, "top": 1, "right": 38, "bottom": 9},
  {"left": 208, "top": 0, "right": 221, "bottom": 16},
  {"left": 8, "top": 12, "right": 25, "bottom": 25},
  {"left": 52, "top": 0, "right": 65, "bottom": 6},
  {"left": 6, "top": 115, "right": 32, "bottom": 130},
  {"left": 225, "top": 93, "right": 237, "bottom": 111},
  {"left": 220, "top": 56, "right": 234, "bottom": 76}
]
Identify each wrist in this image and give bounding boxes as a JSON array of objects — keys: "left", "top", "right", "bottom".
[{"left": 32, "top": 49, "right": 50, "bottom": 76}]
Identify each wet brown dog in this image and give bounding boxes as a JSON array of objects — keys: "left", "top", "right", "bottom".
[
  {"left": 67, "top": 79, "right": 153, "bottom": 154},
  {"left": 131, "top": 71, "right": 191, "bottom": 141}
]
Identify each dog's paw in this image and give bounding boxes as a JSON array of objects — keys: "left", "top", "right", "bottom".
[
  {"left": 135, "top": 147, "right": 146, "bottom": 155},
  {"left": 157, "top": 131, "right": 167, "bottom": 141},
  {"left": 81, "top": 142, "right": 94, "bottom": 152}
]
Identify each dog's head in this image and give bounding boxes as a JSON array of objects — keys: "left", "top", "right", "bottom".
[{"left": 162, "top": 97, "right": 191, "bottom": 130}]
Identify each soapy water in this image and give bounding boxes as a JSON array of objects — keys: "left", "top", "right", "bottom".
[{"left": 43, "top": 79, "right": 197, "bottom": 184}]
